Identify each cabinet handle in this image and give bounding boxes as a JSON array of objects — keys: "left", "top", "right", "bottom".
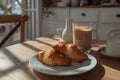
[
  {"left": 116, "top": 14, "right": 120, "bottom": 18},
  {"left": 48, "top": 11, "right": 54, "bottom": 15},
  {"left": 81, "top": 13, "right": 86, "bottom": 16}
]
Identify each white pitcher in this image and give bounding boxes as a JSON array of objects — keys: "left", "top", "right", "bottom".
[{"left": 56, "top": 18, "right": 73, "bottom": 43}]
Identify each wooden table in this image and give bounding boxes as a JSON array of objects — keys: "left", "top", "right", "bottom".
[{"left": 0, "top": 35, "right": 120, "bottom": 80}]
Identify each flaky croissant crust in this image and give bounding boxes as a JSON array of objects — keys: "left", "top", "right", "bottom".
[
  {"left": 36, "top": 48, "right": 71, "bottom": 66},
  {"left": 36, "top": 43, "right": 88, "bottom": 66},
  {"left": 53, "top": 43, "right": 88, "bottom": 62}
]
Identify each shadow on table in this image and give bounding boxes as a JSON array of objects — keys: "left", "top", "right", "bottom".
[
  {"left": 32, "top": 62, "right": 105, "bottom": 80},
  {"left": 0, "top": 48, "right": 37, "bottom": 80},
  {"left": 93, "top": 52, "right": 120, "bottom": 71}
]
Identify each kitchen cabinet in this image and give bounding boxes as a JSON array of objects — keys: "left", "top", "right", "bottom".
[{"left": 42, "top": 7, "right": 120, "bottom": 41}]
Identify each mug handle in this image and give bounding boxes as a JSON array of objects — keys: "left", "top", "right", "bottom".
[
  {"left": 108, "top": 30, "right": 120, "bottom": 41},
  {"left": 56, "top": 28, "right": 64, "bottom": 37}
]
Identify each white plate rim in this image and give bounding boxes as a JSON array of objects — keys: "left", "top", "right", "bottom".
[{"left": 29, "top": 53, "right": 97, "bottom": 76}]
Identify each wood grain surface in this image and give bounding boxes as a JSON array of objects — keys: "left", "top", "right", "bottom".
[{"left": 0, "top": 35, "right": 119, "bottom": 80}]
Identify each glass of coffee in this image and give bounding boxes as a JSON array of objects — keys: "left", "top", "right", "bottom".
[{"left": 73, "top": 23, "right": 95, "bottom": 52}]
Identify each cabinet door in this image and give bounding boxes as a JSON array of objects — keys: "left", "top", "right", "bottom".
[
  {"left": 100, "top": 8, "right": 120, "bottom": 23},
  {"left": 42, "top": 8, "right": 69, "bottom": 36},
  {"left": 71, "top": 8, "right": 98, "bottom": 23}
]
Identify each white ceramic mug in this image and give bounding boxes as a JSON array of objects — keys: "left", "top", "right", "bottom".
[
  {"left": 105, "top": 30, "right": 120, "bottom": 57},
  {"left": 106, "top": 40, "right": 120, "bottom": 57}
]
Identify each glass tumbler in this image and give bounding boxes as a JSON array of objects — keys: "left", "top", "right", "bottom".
[{"left": 72, "top": 23, "right": 95, "bottom": 52}]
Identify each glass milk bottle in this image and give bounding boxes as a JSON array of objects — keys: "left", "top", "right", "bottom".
[{"left": 62, "top": 18, "right": 73, "bottom": 43}]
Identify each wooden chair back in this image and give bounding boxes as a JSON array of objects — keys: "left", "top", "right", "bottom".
[{"left": 0, "top": 15, "right": 29, "bottom": 42}]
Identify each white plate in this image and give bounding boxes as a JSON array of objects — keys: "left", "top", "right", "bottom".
[{"left": 29, "top": 54, "right": 97, "bottom": 76}]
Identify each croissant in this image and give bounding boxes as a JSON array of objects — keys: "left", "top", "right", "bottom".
[
  {"left": 36, "top": 48, "right": 71, "bottom": 66},
  {"left": 53, "top": 43, "right": 88, "bottom": 62}
]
